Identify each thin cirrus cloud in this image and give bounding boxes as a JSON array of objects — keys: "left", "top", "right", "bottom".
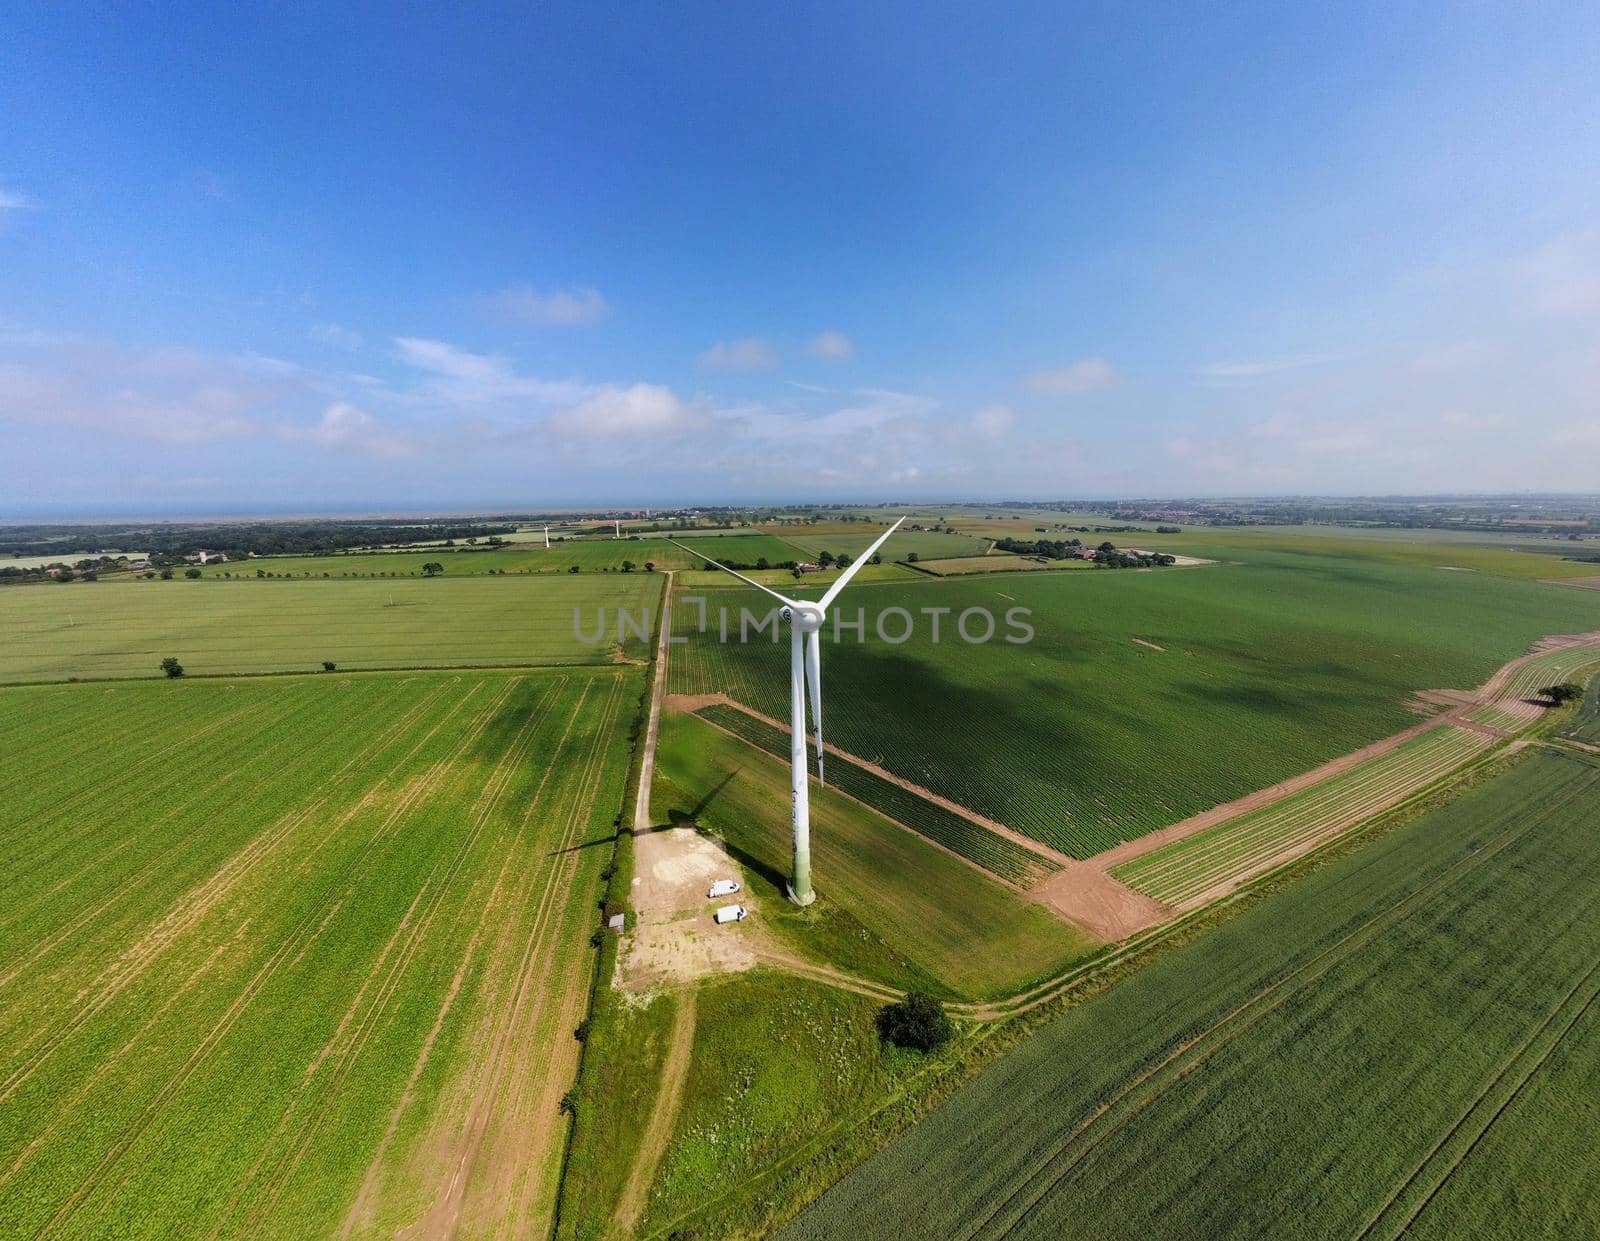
[
  {"left": 698, "top": 337, "right": 780, "bottom": 371},
  {"left": 393, "top": 336, "right": 586, "bottom": 405},
  {"left": 1194, "top": 353, "right": 1339, "bottom": 383},
  {"left": 804, "top": 330, "right": 854, "bottom": 361},
  {"left": 484, "top": 283, "right": 608, "bottom": 327},
  {"left": 1024, "top": 358, "right": 1119, "bottom": 394}
]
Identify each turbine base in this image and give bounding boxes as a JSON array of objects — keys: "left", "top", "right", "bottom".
[{"left": 786, "top": 882, "right": 816, "bottom": 907}]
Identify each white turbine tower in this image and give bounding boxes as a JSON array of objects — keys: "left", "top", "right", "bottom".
[
  {"left": 614, "top": 517, "right": 622, "bottom": 538},
  {"left": 543, "top": 525, "right": 550, "bottom": 549},
  {"left": 669, "top": 518, "right": 903, "bottom": 904}
]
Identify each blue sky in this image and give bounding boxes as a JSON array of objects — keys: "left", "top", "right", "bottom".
[{"left": 3, "top": 2, "right": 1599, "bottom": 515}]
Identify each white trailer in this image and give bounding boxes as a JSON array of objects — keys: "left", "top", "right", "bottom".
[
  {"left": 708, "top": 879, "right": 742, "bottom": 898},
  {"left": 713, "top": 904, "right": 747, "bottom": 925}
]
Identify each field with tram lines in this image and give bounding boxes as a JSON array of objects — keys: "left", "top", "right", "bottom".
[
  {"left": 1112, "top": 724, "right": 1496, "bottom": 906},
  {"left": 669, "top": 552, "right": 1599, "bottom": 857},
  {"left": 693, "top": 702, "right": 1061, "bottom": 886},
  {"left": 785, "top": 746, "right": 1600, "bottom": 1241},
  {"left": 0, "top": 573, "right": 661, "bottom": 683},
  {"left": 0, "top": 667, "right": 640, "bottom": 1238}
]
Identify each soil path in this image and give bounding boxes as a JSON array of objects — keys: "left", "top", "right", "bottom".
[
  {"left": 633, "top": 573, "right": 674, "bottom": 834},
  {"left": 612, "top": 991, "right": 699, "bottom": 1234}
]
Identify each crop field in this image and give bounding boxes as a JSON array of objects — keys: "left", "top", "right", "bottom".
[
  {"left": 652, "top": 711, "right": 1095, "bottom": 999},
  {"left": 0, "top": 666, "right": 642, "bottom": 1237},
  {"left": 0, "top": 574, "right": 661, "bottom": 682},
  {"left": 670, "top": 551, "right": 1599, "bottom": 856},
  {"left": 190, "top": 533, "right": 803, "bottom": 578},
  {"left": 768, "top": 527, "right": 990, "bottom": 562},
  {"left": 674, "top": 563, "right": 919, "bottom": 591},
  {"left": 911, "top": 554, "right": 1092, "bottom": 576},
  {"left": 786, "top": 746, "right": 1600, "bottom": 1240},
  {"left": 693, "top": 703, "right": 1060, "bottom": 885},
  {"left": 1562, "top": 677, "right": 1600, "bottom": 744},
  {"left": 1112, "top": 725, "right": 1496, "bottom": 907}
]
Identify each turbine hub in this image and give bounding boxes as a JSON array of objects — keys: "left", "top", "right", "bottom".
[{"left": 782, "top": 602, "right": 825, "bottom": 633}]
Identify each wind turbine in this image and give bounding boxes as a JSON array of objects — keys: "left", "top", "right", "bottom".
[
  {"left": 543, "top": 525, "right": 550, "bottom": 549},
  {"left": 669, "top": 518, "right": 903, "bottom": 905}
]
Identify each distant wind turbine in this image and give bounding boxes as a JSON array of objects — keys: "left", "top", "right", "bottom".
[
  {"left": 669, "top": 518, "right": 903, "bottom": 904},
  {"left": 543, "top": 525, "right": 550, "bottom": 549}
]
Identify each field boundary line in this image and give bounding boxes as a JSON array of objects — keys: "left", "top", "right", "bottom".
[{"left": 613, "top": 989, "right": 698, "bottom": 1234}]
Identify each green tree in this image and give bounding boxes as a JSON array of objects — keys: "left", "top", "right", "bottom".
[
  {"left": 644, "top": 561, "right": 656, "bottom": 572},
  {"left": 322, "top": 660, "right": 337, "bottom": 672},
  {"left": 184, "top": 567, "right": 202, "bottom": 579},
  {"left": 569, "top": 564, "right": 581, "bottom": 574},
  {"left": 906, "top": 552, "right": 919, "bottom": 563},
  {"left": 621, "top": 560, "right": 635, "bottom": 573},
  {"left": 422, "top": 562, "right": 445, "bottom": 577},
  {"left": 1541, "top": 682, "right": 1583, "bottom": 704},
  {"left": 160, "top": 657, "right": 184, "bottom": 678},
  {"left": 875, "top": 991, "right": 953, "bottom": 1052}
]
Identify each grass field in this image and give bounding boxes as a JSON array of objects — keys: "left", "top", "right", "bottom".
[
  {"left": 1112, "top": 724, "right": 1496, "bottom": 906},
  {"left": 639, "top": 974, "right": 914, "bottom": 1235},
  {"left": 0, "top": 574, "right": 662, "bottom": 682},
  {"left": 785, "top": 746, "right": 1600, "bottom": 1239},
  {"left": 186, "top": 532, "right": 805, "bottom": 578},
  {"left": 910, "top": 554, "right": 1096, "bottom": 576},
  {"left": 670, "top": 550, "right": 1599, "bottom": 857},
  {"left": 767, "top": 527, "right": 991, "bottom": 562},
  {"left": 0, "top": 666, "right": 642, "bottom": 1237},
  {"left": 1562, "top": 676, "right": 1600, "bottom": 744},
  {"left": 693, "top": 703, "right": 1060, "bottom": 886},
  {"left": 652, "top": 710, "right": 1095, "bottom": 1000}
]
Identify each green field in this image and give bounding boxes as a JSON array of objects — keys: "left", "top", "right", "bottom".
[
  {"left": 670, "top": 550, "right": 1599, "bottom": 856},
  {"left": 1563, "top": 676, "right": 1600, "bottom": 744},
  {"left": 1113, "top": 724, "right": 1495, "bottom": 906},
  {"left": 652, "top": 710, "right": 1095, "bottom": 1000},
  {"left": 911, "top": 554, "right": 1094, "bottom": 576},
  {"left": 694, "top": 703, "right": 1060, "bottom": 885},
  {"left": 0, "top": 574, "right": 662, "bottom": 682},
  {"left": 0, "top": 666, "right": 642, "bottom": 1237},
  {"left": 769, "top": 527, "right": 991, "bottom": 562},
  {"left": 639, "top": 974, "right": 912, "bottom": 1235},
  {"left": 187, "top": 532, "right": 805, "bottom": 578},
  {"left": 785, "top": 746, "right": 1600, "bottom": 1239}
]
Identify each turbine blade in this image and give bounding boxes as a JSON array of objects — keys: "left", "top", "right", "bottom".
[
  {"left": 818, "top": 517, "right": 905, "bottom": 610},
  {"left": 666, "top": 539, "right": 797, "bottom": 605},
  {"left": 804, "top": 628, "right": 825, "bottom": 785}
]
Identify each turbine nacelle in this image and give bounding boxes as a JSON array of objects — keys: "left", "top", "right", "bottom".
[{"left": 780, "top": 602, "right": 825, "bottom": 633}]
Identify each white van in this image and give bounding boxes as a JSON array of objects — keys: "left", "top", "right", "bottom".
[
  {"left": 713, "top": 904, "right": 748, "bottom": 925},
  {"left": 708, "top": 879, "right": 742, "bottom": 898}
]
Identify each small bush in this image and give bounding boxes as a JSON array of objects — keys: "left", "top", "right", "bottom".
[
  {"left": 875, "top": 990, "right": 953, "bottom": 1053},
  {"left": 160, "top": 657, "right": 185, "bottom": 679},
  {"left": 322, "top": 660, "right": 337, "bottom": 672}
]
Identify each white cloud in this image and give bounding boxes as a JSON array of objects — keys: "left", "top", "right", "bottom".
[
  {"left": 804, "top": 331, "right": 854, "bottom": 361},
  {"left": 1439, "top": 410, "right": 1506, "bottom": 431},
  {"left": 1195, "top": 354, "right": 1339, "bottom": 382},
  {"left": 0, "top": 336, "right": 300, "bottom": 445},
  {"left": 1510, "top": 226, "right": 1600, "bottom": 318},
  {"left": 310, "top": 322, "right": 363, "bottom": 350},
  {"left": 0, "top": 188, "right": 33, "bottom": 214},
  {"left": 698, "top": 337, "right": 780, "bottom": 371},
  {"left": 972, "top": 404, "right": 1016, "bottom": 437},
  {"left": 485, "top": 284, "right": 608, "bottom": 327},
  {"left": 1024, "top": 358, "right": 1119, "bottom": 394},
  {"left": 546, "top": 384, "right": 708, "bottom": 437},
  {"left": 283, "top": 402, "right": 414, "bottom": 458},
  {"left": 394, "top": 336, "right": 585, "bottom": 405}
]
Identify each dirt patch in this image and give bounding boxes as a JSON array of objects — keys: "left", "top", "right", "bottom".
[
  {"left": 1033, "top": 863, "right": 1168, "bottom": 940},
  {"left": 1131, "top": 637, "right": 1166, "bottom": 652},
  {"left": 616, "top": 826, "right": 758, "bottom": 989},
  {"left": 1548, "top": 575, "right": 1600, "bottom": 590},
  {"left": 612, "top": 991, "right": 698, "bottom": 1233},
  {"left": 1437, "top": 565, "right": 1476, "bottom": 572}
]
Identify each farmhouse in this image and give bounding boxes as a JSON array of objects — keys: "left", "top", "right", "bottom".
[
  {"left": 796, "top": 562, "right": 823, "bottom": 573},
  {"left": 184, "top": 550, "right": 229, "bottom": 564}
]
